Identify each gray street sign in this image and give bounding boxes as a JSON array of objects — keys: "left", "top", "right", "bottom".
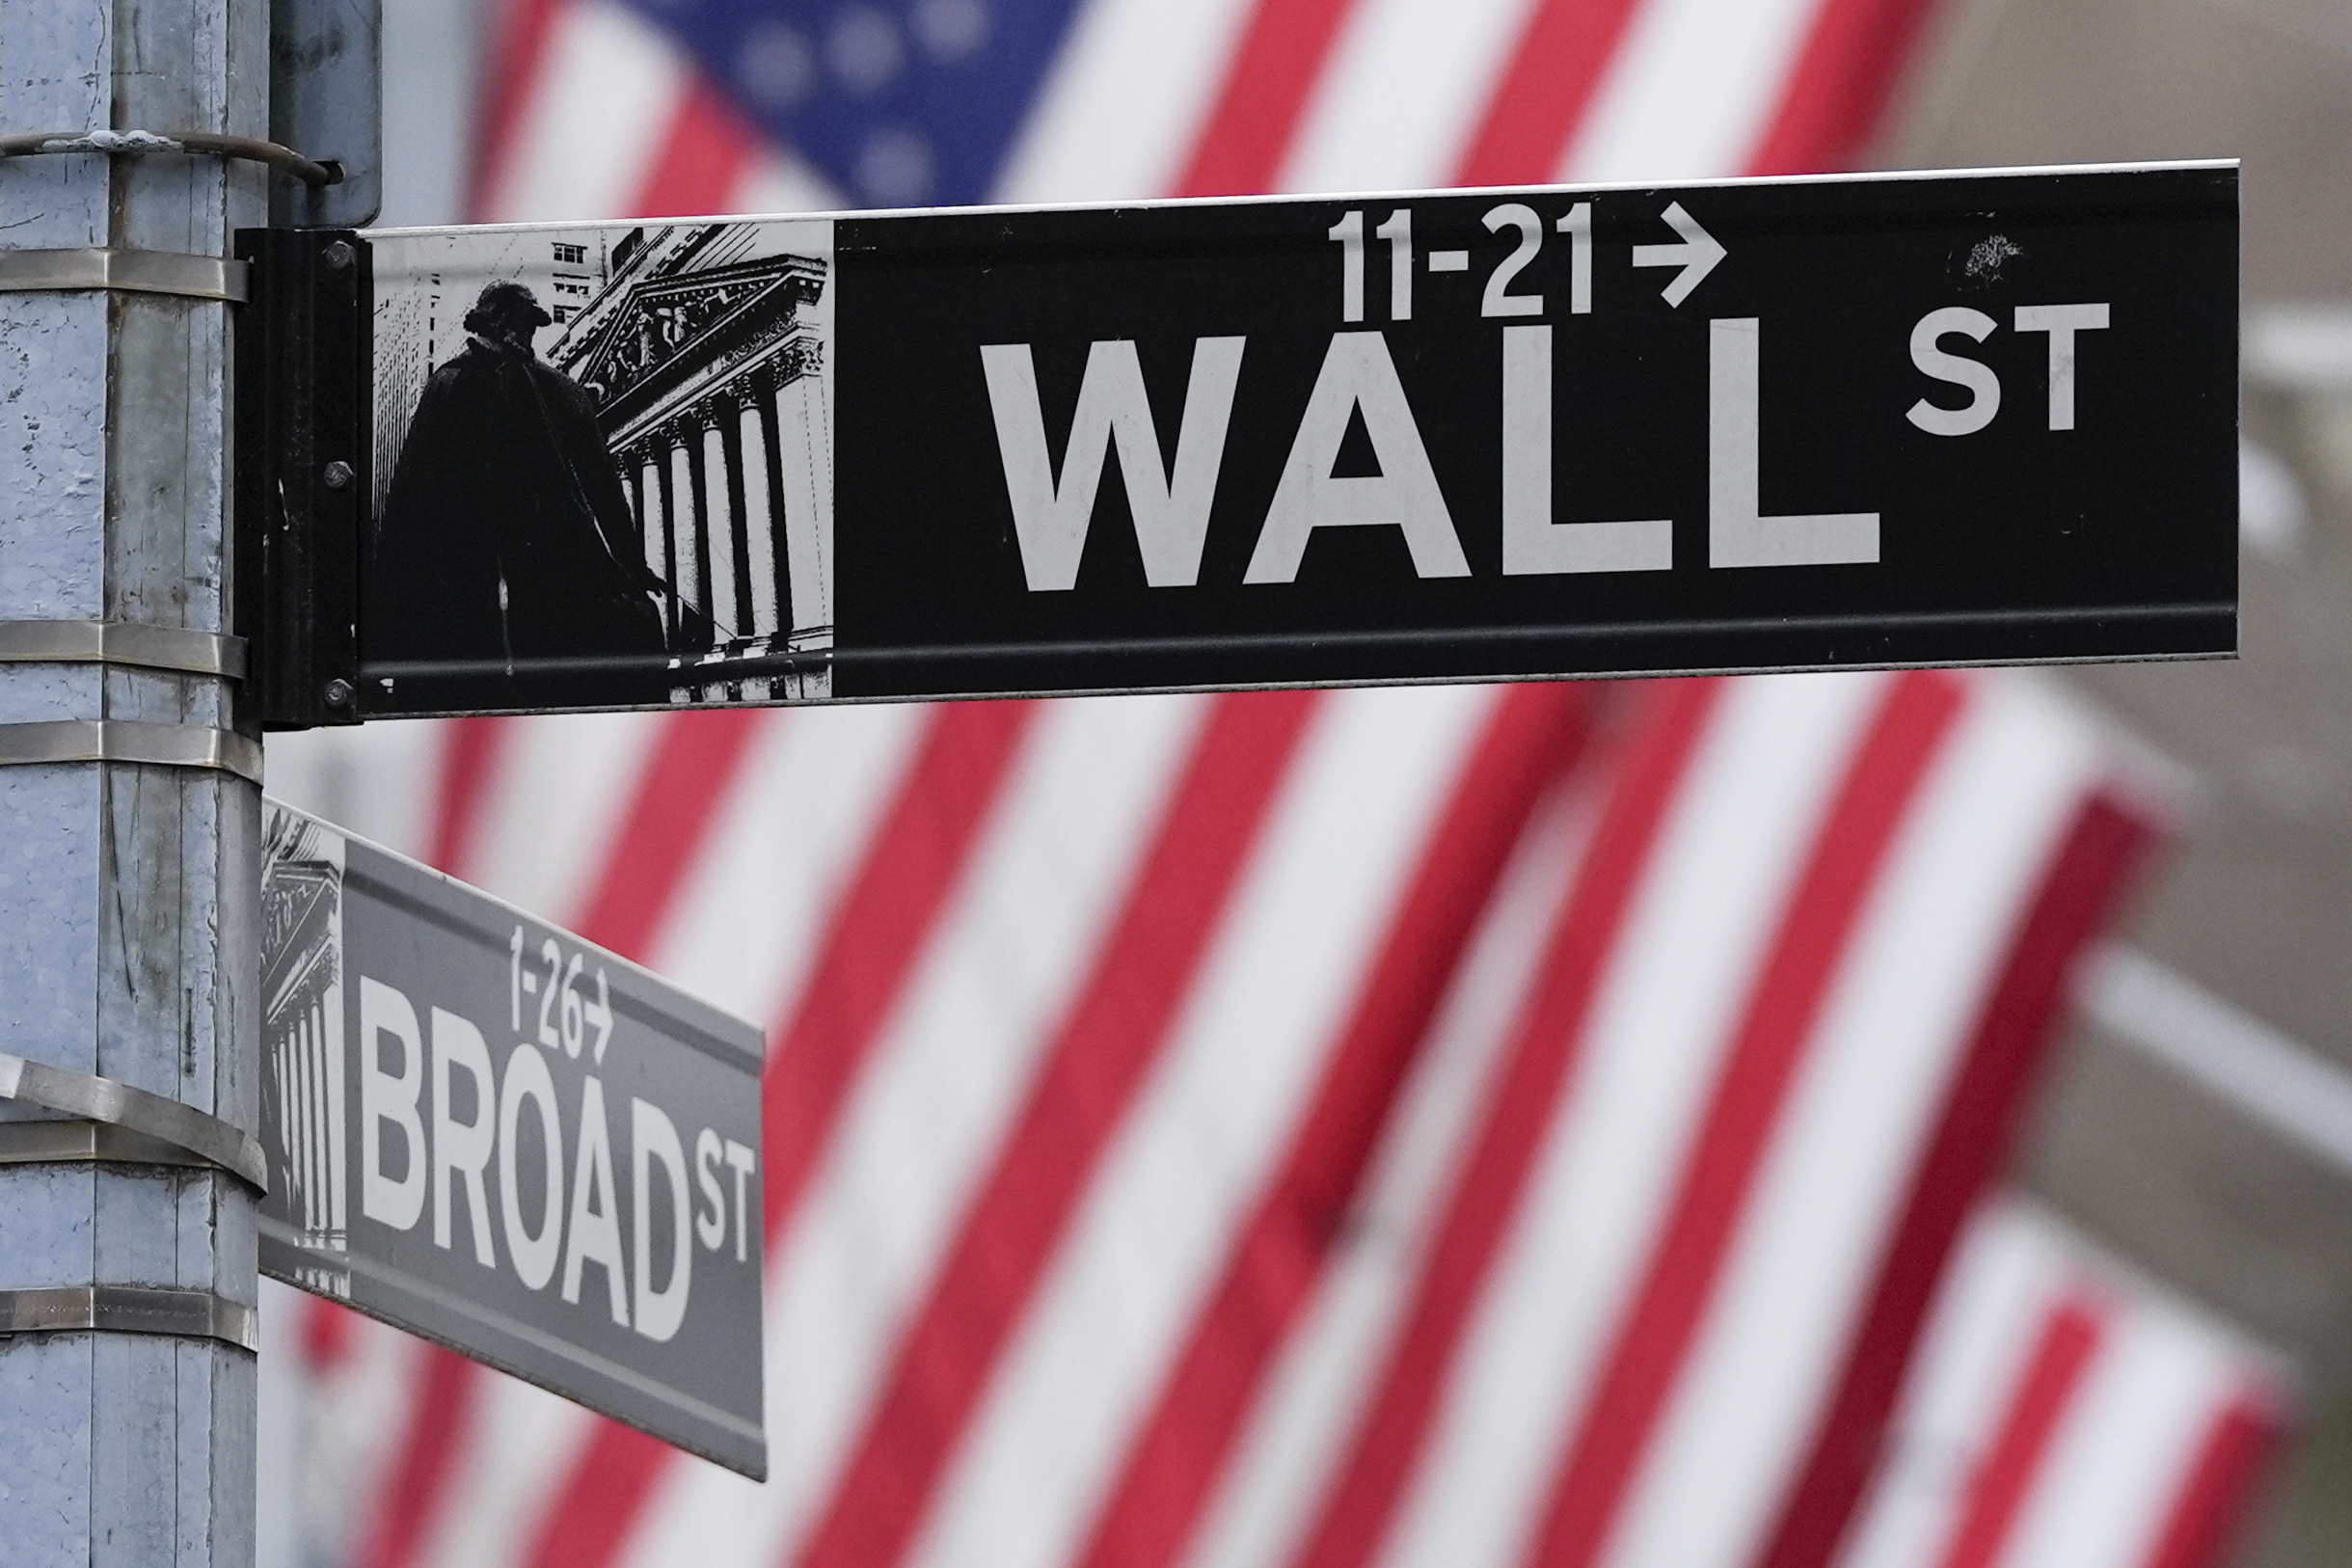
[{"left": 257, "top": 799, "right": 767, "bottom": 1478}]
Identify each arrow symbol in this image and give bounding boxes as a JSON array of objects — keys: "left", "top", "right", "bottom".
[{"left": 1632, "top": 202, "right": 1725, "bottom": 308}]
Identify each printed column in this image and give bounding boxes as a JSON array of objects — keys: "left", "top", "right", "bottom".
[
  {"left": 700, "top": 412, "right": 739, "bottom": 643},
  {"left": 651, "top": 434, "right": 686, "bottom": 642},
  {"left": 630, "top": 446, "right": 667, "bottom": 590},
  {"left": 716, "top": 392, "right": 758, "bottom": 638},
  {"left": 771, "top": 359, "right": 833, "bottom": 635},
  {"left": 753, "top": 369, "right": 795, "bottom": 639},
  {"left": 669, "top": 428, "right": 704, "bottom": 628}
]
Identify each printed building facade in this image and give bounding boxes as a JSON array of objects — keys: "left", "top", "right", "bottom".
[{"left": 553, "top": 224, "right": 834, "bottom": 702}]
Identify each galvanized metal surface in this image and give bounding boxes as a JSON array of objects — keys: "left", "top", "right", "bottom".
[
  {"left": 0, "top": 718, "right": 264, "bottom": 784},
  {"left": 0, "top": 1051, "right": 269, "bottom": 1189},
  {"left": 0, "top": 0, "right": 264, "bottom": 1557},
  {"left": 0, "top": 246, "right": 252, "bottom": 303},
  {"left": 0, "top": 618, "right": 249, "bottom": 677},
  {"left": 0, "top": 1286, "right": 261, "bottom": 1353},
  {"left": 0, "top": 1118, "right": 232, "bottom": 1174}
]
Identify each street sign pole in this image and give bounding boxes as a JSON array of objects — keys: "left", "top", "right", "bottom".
[{"left": 0, "top": 0, "right": 271, "bottom": 1558}]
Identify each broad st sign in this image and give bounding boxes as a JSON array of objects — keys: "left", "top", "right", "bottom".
[
  {"left": 243, "top": 160, "right": 2235, "bottom": 722},
  {"left": 257, "top": 800, "right": 768, "bottom": 1477}
]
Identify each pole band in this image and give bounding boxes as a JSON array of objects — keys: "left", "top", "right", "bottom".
[
  {"left": 0, "top": 719, "right": 262, "bottom": 785},
  {"left": 0, "top": 249, "right": 249, "bottom": 305},
  {"left": 0, "top": 128, "right": 338, "bottom": 186},
  {"left": 0, "top": 620, "right": 247, "bottom": 678},
  {"left": 0, "top": 1051, "right": 267, "bottom": 1191},
  {"left": 0, "top": 1286, "right": 258, "bottom": 1353},
  {"left": 0, "top": 1119, "right": 225, "bottom": 1174}
]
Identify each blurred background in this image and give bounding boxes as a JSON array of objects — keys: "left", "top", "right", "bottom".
[{"left": 260, "top": 0, "right": 2352, "bottom": 1565}]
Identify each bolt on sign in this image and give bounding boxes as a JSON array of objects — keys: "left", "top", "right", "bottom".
[
  {"left": 237, "top": 159, "right": 2234, "bottom": 726},
  {"left": 258, "top": 799, "right": 768, "bottom": 1478}
]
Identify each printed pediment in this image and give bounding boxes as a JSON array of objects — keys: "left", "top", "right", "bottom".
[{"left": 566, "top": 250, "right": 825, "bottom": 418}]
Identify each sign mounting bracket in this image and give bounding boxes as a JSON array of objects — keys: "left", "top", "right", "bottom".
[{"left": 237, "top": 228, "right": 368, "bottom": 730}]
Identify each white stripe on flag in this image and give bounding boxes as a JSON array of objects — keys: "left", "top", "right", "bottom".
[
  {"left": 992, "top": 0, "right": 1262, "bottom": 202},
  {"left": 730, "top": 147, "right": 846, "bottom": 218},
  {"left": 649, "top": 706, "right": 927, "bottom": 1029},
  {"left": 263, "top": 721, "right": 444, "bottom": 862},
  {"left": 1562, "top": 0, "right": 1829, "bottom": 179},
  {"left": 620, "top": 695, "right": 1213, "bottom": 1568},
  {"left": 1598, "top": 678, "right": 2098, "bottom": 1568},
  {"left": 1279, "top": 0, "right": 1544, "bottom": 193},
  {"left": 1380, "top": 671, "right": 1886, "bottom": 1568},
  {"left": 907, "top": 686, "right": 1500, "bottom": 1568},
  {"left": 308, "top": 1317, "right": 438, "bottom": 1565},
  {"left": 484, "top": 0, "right": 690, "bottom": 221}
]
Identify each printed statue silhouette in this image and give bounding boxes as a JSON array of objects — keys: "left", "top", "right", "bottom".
[{"left": 369, "top": 280, "right": 672, "bottom": 705}]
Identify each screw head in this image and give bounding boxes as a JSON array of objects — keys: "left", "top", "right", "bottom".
[
  {"left": 323, "top": 678, "right": 354, "bottom": 709},
  {"left": 322, "top": 460, "right": 354, "bottom": 491},
  {"left": 323, "top": 240, "right": 355, "bottom": 270}
]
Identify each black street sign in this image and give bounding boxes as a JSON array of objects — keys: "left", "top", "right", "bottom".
[
  {"left": 257, "top": 800, "right": 768, "bottom": 1478},
  {"left": 241, "top": 161, "right": 2236, "bottom": 724}
]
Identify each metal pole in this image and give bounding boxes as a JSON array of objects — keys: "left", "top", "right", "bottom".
[{"left": 0, "top": 0, "right": 265, "bottom": 1558}]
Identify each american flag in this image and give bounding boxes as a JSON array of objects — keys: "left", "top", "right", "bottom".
[
  {"left": 1833, "top": 1201, "right": 2285, "bottom": 1568},
  {"left": 468, "top": 0, "right": 1934, "bottom": 223},
  {"left": 268, "top": 4, "right": 2284, "bottom": 1567}
]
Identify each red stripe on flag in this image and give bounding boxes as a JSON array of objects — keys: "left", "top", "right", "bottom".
[
  {"left": 573, "top": 710, "right": 768, "bottom": 959},
  {"left": 2137, "top": 1393, "right": 2283, "bottom": 1568},
  {"left": 1176, "top": 0, "right": 1361, "bottom": 196},
  {"left": 1525, "top": 669, "right": 1963, "bottom": 1568},
  {"left": 1289, "top": 679, "right": 1723, "bottom": 1568},
  {"left": 1933, "top": 1296, "right": 2106, "bottom": 1568},
  {"left": 1074, "top": 685, "right": 1601, "bottom": 1568},
  {"left": 526, "top": 1424, "right": 668, "bottom": 1568},
  {"left": 1452, "top": 0, "right": 1649, "bottom": 186},
  {"left": 430, "top": 717, "right": 511, "bottom": 876},
  {"left": 1744, "top": 0, "right": 1946, "bottom": 176},
  {"left": 298, "top": 1295, "right": 361, "bottom": 1369},
  {"left": 628, "top": 82, "right": 764, "bottom": 220},
  {"left": 791, "top": 690, "right": 1323, "bottom": 1568},
  {"left": 358, "top": 1347, "right": 479, "bottom": 1568},
  {"left": 472, "top": 0, "right": 568, "bottom": 221},
  {"left": 524, "top": 700, "right": 1038, "bottom": 1568},
  {"left": 1755, "top": 788, "right": 2162, "bottom": 1568}
]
